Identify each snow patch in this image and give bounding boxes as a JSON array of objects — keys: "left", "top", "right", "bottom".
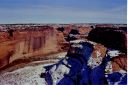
[
  {"left": 0, "top": 64, "right": 51, "bottom": 85},
  {"left": 107, "top": 50, "right": 122, "bottom": 57}
]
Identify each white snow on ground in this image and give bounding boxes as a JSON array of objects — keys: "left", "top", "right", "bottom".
[
  {"left": 0, "top": 52, "right": 67, "bottom": 85},
  {"left": 107, "top": 50, "right": 122, "bottom": 58},
  {"left": 105, "top": 61, "right": 113, "bottom": 74},
  {"left": 70, "top": 39, "right": 85, "bottom": 43},
  {"left": 87, "top": 50, "right": 103, "bottom": 69},
  {"left": 70, "top": 39, "right": 97, "bottom": 45},
  {"left": 0, "top": 64, "right": 48, "bottom": 85},
  {"left": 49, "top": 59, "right": 70, "bottom": 85},
  {"left": 71, "top": 44, "right": 83, "bottom": 49}
]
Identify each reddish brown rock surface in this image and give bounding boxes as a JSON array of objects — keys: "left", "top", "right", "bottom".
[
  {"left": 0, "top": 26, "right": 60, "bottom": 69},
  {"left": 0, "top": 25, "right": 126, "bottom": 72}
]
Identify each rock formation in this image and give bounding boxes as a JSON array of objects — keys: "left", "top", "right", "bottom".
[{"left": 0, "top": 26, "right": 59, "bottom": 69}]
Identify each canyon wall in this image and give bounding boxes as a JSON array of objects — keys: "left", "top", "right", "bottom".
[
  {"left": 0, "top": 25, "right": 93, "bottom": 69},
  {"left": 10, "top": 27, "right": 58, "bottom": 62},
  {"left": 0, "top": 27, "right": 59, "bottom": 68}
]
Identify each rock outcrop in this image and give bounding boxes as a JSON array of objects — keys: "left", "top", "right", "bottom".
[
  {"left": 42, "top": 27, "right": 127, "bottom": 85},
  {"left": 0, "top": 26, "right": 59, "bottom": 69}
]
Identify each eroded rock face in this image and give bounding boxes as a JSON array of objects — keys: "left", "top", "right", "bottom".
[
  {"left": 111, "top": 55, "right": 127, "bottom": 71},
  {"left": 0, "top": 45, "right": 14, "bottom": 68},
  {"left": 87, "top": 27, "right": 127, "bottom": 53},
  {"left": 10, "top": 27, "right": 59, "bottom": 62},
  {"left": 43, "top": 39, "right": 127, "bottom": 85},
  {"left": 0, "top": 26, "right": 60, "bottom": 69},
  {"left": 86, "top": 28, "right": 127, "bottom": 83},
  {"left": 0, "top": 25, "right": 127, "bottom": 85}
]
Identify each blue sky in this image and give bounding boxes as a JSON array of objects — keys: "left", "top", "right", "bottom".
[{"left": 0, "top": 0, "right": 127, "bottom": 24}]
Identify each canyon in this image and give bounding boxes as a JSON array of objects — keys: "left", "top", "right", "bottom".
[{"left": 0, "top": 24, "right": 92, "bottom": 70}]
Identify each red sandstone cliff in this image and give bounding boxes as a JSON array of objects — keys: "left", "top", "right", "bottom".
[{"left": 0, "top": 26, "right": 60, "bottom": 69}]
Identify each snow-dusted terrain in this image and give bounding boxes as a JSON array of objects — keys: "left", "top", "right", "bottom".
[
  {"left": 0, "top": 64, "right": 47, "bottom": 85},
  {"left": 0, "top": 52, "right": 67, "bottom": 85}
]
